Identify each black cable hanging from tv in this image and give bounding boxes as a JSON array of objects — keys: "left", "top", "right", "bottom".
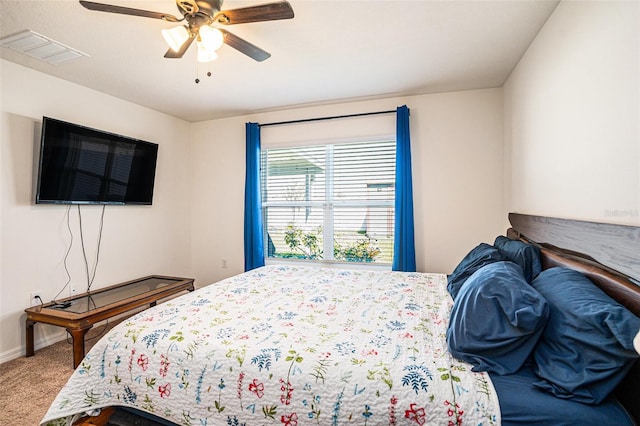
[{"left": 259, "top": 109, "right": 397, "bottom": 128}]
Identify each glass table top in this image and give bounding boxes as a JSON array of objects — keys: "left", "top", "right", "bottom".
[{"left": 50, "top": 276, "right": 184, "bottom": 314}]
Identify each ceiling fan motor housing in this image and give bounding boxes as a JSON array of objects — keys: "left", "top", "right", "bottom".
[
  {"left": 178, "top": 0, "right": 223, "bottom": 17},
  {"left": 199, "top": 0, "right": 223, "bottom": 14}
]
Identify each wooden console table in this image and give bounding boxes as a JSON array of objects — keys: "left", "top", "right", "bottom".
[{"left": 25, "top": 275, "right": 195, "bottom": 368}]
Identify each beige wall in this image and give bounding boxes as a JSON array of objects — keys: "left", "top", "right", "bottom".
[
  {"left": 504, "top": 0, "right": 639, "bottom": 225},
  {"left": 190, "top": 89, "right": 506, "bottom": 287},
  {"left": 0, "top": 60, "right": 193, "bottom": 361}
]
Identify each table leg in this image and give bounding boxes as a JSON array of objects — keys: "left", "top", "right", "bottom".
[
  {"left": 25, "top": 319, "right": 35, "bottom": 357},
  {"left": 68, "top": 327, "right": 92, "bottom": 369}
]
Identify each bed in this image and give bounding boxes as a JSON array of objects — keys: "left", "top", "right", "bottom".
[{"left": 40, "top": 213, "right": 640, "bottom": 426}]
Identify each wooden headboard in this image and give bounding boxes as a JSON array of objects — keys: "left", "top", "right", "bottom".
[
  {"left": 507, "top": 213, "right": 640, "bottom": 423},
  {"left": 508, "top": 213, "right": 640, "bottom": 286}
]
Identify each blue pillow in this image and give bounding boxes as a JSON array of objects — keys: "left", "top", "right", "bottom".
[
  {"left": 494, "top": 236, "right": 542, "bottom": 282},
  {"left": 447, "top": 243, "right": 505, "bottom": 300},
  {"left": 531, "top": 267, "right": 640, "bottom": 404},
  {"left": 447, "top": 261, "right": 549, "bottom": 375}
]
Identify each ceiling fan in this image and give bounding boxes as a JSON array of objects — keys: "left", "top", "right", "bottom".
[{"left": 79, "top": 0, "right": 294, "bottom": 63}]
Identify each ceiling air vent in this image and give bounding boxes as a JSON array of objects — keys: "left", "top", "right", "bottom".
[{"left": 0, "top": 30, "right": 88, "bottom": 65}]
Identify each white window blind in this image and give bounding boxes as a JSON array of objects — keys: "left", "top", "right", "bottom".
[{"left": 261, "top": 140, "right": 395, "bottom": 264}]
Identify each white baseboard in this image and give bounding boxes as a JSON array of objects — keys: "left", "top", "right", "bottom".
[{"left": 0, "top": 330, "right": 67, "bottom": 364}]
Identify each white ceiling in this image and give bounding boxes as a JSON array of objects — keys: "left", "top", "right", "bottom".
[{"left": 0, "top": 0, "right": 559, "bottom": 122}]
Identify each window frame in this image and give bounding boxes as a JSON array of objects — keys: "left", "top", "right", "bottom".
[{"left": 260, "top": 136, "right": 396, "bottom": 269}]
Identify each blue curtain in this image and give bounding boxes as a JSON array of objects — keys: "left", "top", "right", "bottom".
[
  {"left": 244, "top": 122, "right": 265, "bottom": 271},
  {"left": 392, "top": 105, "right": 417, "bottom": 272}
]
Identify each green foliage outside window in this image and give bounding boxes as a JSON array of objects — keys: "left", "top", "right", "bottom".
[
  {"left": 281, "top": 224, "right": 381, "bottom": 263},
  {"left": 334, "top": 238, "right": 381, "bottom": 263},
  {"left": 283, "top": 224, "right": 323, "bottom": 259}
]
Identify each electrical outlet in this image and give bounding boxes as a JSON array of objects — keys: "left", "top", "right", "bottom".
[
  {"left": 221, "top": 258, "right": 229, "bottom": 268},
  {"left": 30, "top": 291, "right": 42, "bottom": 307}
]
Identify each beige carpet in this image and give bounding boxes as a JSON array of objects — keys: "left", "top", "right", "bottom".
[{"left": 0, "top": 324, "right": 115, "bottom": 425}]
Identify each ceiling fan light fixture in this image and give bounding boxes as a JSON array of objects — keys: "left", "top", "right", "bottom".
[
  {"left": 161, "top": 25, "right": 190, "bottom": 52},
  {"left": 198, "top": 25, "right": 224, "bottom": 51},
  {"left": 197, "top": 41, "right": 218, "bottom": 62}
]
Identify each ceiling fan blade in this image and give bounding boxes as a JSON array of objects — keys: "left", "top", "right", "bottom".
[
  {"left": 164, "top": 33, "right": 196, "bottom": 58},
  {"left": 214, "top": 1, "right": 294, "bottom": 25},
  {"left": 79, "top": 1, "right": 182, "bottom": 22},
  {"left": 220, "top": 29, "right": 271, "bottom": 62}
]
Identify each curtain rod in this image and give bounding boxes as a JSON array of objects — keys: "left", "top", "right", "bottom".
[{"left": 259, "top": 109, "right": 396, "bottom": 128}]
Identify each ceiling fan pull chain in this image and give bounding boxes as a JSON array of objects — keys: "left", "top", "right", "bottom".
[{"left": 194, "top": 62, "right": 213, "bottom": 83}]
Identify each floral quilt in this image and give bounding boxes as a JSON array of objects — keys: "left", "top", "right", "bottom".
[{"left": 42, "top": 265, "right": 500, "bottom": 425}]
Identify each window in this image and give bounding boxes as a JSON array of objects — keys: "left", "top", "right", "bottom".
[{"left": 261, "top": 140, "right": 396, "bottom": 264}]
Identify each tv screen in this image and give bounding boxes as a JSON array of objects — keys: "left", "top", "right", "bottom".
[{"left": 36, "top": 117, "right": 158, "bottom": 205}]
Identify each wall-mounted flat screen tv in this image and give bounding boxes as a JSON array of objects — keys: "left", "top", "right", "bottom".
[{"left": 36, "top": 117, "right": 158, "bottom": 205}]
